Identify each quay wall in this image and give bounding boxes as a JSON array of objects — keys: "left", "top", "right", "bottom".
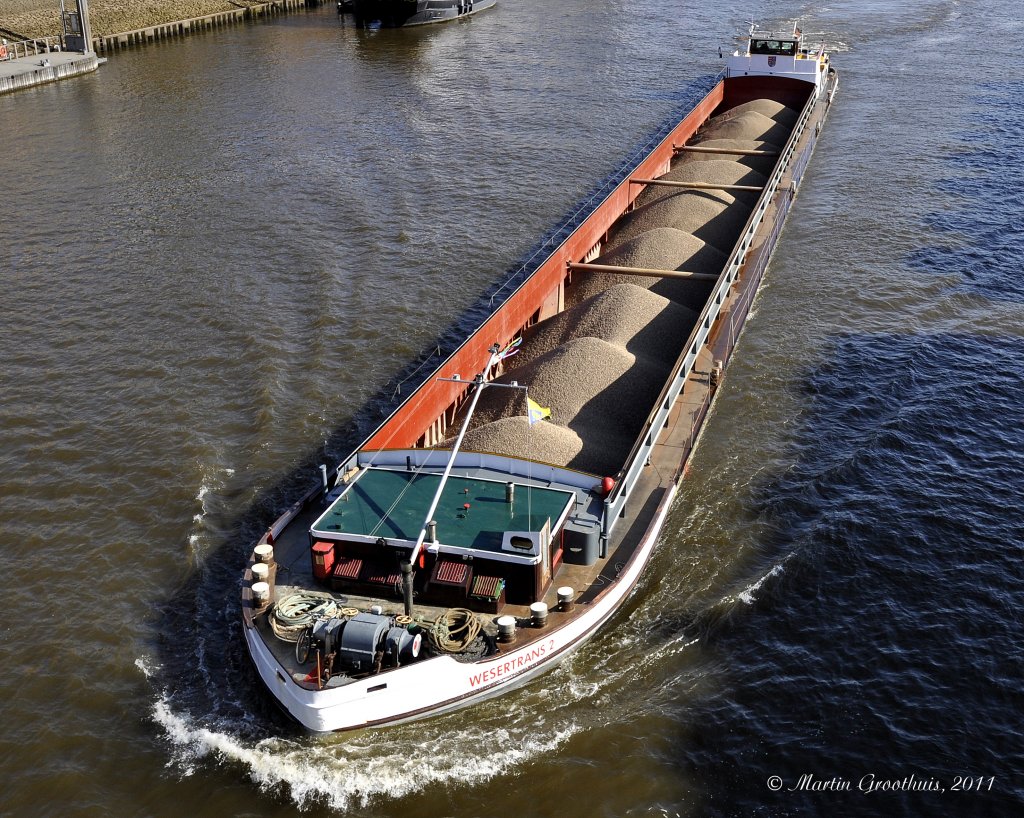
[
  {"left": 90, "top": 1, "right": 318, "bottom": 53},
  {"left": 0, "top": 1, "right": 321, "bottom": 50}
]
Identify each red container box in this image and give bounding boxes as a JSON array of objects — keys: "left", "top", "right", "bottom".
[{"left": 311, "top": 541, "right": 335, "bottom": 582}]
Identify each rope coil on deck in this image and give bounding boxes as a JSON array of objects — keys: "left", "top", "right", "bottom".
[
  {"left": 428, "top": 608, "right": 483, "bottom": 653},
  {"left": 269, "top": 591, "right": 339, "bottom": 642}
]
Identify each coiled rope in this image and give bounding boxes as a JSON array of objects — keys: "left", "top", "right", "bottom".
[
  {"left": 269, "top": 590, "right": 339, "bottom": 642},
  {"left": 428, "top": 608, "right": 482, "bottom": 653}
]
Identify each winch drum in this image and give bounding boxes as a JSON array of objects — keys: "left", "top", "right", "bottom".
[{"left": 337, "top": 612, "right": 390, "bottom": 671}]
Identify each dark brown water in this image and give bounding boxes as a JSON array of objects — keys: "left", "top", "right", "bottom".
[{"left": 2, "top": 2, "right": 1023, "bottom": 816}]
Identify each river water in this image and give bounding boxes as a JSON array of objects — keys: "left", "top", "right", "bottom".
[{"left": 2, "top": 1, "right": 1022, "bottom": 816}]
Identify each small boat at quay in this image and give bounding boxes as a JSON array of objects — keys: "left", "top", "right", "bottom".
[
  {"left": 351, "top": 0, "right": 496, "bottom": 28},
  {"left": 242, "top": 25, "right": 838, "bottom": 732}
]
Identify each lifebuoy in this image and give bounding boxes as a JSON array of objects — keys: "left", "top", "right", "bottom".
[{"left": 0, "top": 44, "right": 8, "bottom": 60}]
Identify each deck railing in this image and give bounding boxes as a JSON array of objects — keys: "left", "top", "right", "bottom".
[{"left": 1, "top": 35, "right": 63, "bottom": 60}]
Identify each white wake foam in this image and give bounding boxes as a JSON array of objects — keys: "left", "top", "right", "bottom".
[
  {"left": 152, "top": 695, "right": 581, "bottom": 811},
  {"left": 135, "top": 655, "right": 158, "bottom": 679},
  {"left": 187, "top": 463, "right": 238, "bottom": 560},
  {"left": 735, "top": 562, "right": 784, "bottom": 605}
]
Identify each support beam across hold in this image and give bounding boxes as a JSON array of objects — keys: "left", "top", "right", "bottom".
[
  {"left": 672, "top": 144, "right": 779, "bottom": 157},
  {"left": 629, "top": 178, "right": 765, "bottom": 192},
  {"left": 567, "top": 262, "right": 719, "bottom": 281}
]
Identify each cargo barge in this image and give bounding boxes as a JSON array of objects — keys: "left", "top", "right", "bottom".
[
  {"left": 351, "top": 0, "right": 496, "bottom": 28},
  {"left": 241, "top": 26, "right": 838, "bottom": 732}
]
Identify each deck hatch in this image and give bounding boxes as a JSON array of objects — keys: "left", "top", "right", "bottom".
[{"left": 311, "top": 468, "right": 574, "bottom": 556}]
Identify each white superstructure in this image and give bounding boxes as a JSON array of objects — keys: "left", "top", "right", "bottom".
[{"left": 726, "top": 24, "right": 830, "bottom": 95}]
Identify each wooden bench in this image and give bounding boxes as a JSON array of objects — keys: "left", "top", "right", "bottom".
[{"left": 330, "top": 556, "right": 402, "bottom": 598}]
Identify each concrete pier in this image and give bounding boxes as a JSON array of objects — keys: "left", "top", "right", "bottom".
[{"left": 0, "top": 51, "right": 100, "bottom": 95}]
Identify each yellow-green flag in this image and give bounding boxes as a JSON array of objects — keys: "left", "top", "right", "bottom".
[{"left": 527, "top": 397, "right": 551, "bottom": 425}]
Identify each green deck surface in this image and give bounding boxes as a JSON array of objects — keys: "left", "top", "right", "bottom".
[{"left": 311, "top": 469, "right": 574, "bottom": 551}]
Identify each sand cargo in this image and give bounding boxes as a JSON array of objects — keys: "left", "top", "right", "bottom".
[{"left": 241, "top": 25, "right": 838, "bottom": 732}]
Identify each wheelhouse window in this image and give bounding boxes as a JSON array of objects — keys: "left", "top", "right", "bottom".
[{"left": 750, "top": 39, "right": 797, "bottom": 56}]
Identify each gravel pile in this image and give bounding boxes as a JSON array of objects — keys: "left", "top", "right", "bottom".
[
  {"left": 459, "top": 285, "right": 698, "bottom": 471},
  {"left": 515, "top": 283, "right": 697, "bottom": 368},
  {"left": 697, "top": 110, "right": 791, "bottom": 146},
  {"left": 659, "top": 157, "right": 770, "bottom": 209},
  {"left": 634, "top": 159, "right": 768, "bottom": 209},
  {"left": 678, "top": 138, "right": 781, "bottom": 175},
  {"left": 631, "top": 170, "right": 731, "bottom": 211},
  {"left": 460, "top": 417, "right": 586, "bottom": 469},
  {"left": 567, "top": 271, "right": 714, "bottom": 315},
  {"left": 628, "top": 179, "right": 732, "bottom": 214},
  {"left": 601, "top": 227, "right": 724, "bottom": 273},
  {"left": 611, "top": 188, "right": 748, "bottom": 254},
  {"left": 663, "top": 158, "right": 768, "bottom": 194},
  {"left": 717, "top": 98, "right": 798, "bottom": 127},
  {"left": 462, "top": 415, "right": 634, "bottom": 476},
  {"left": 570, "top": 231, "right": 725, "bottom": 310},
  {"left": 464, "top": 337, "right": 666, "bottom": 474},
  {"left": 472, "top": 336, "right": 661, "bottom": 426}
]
